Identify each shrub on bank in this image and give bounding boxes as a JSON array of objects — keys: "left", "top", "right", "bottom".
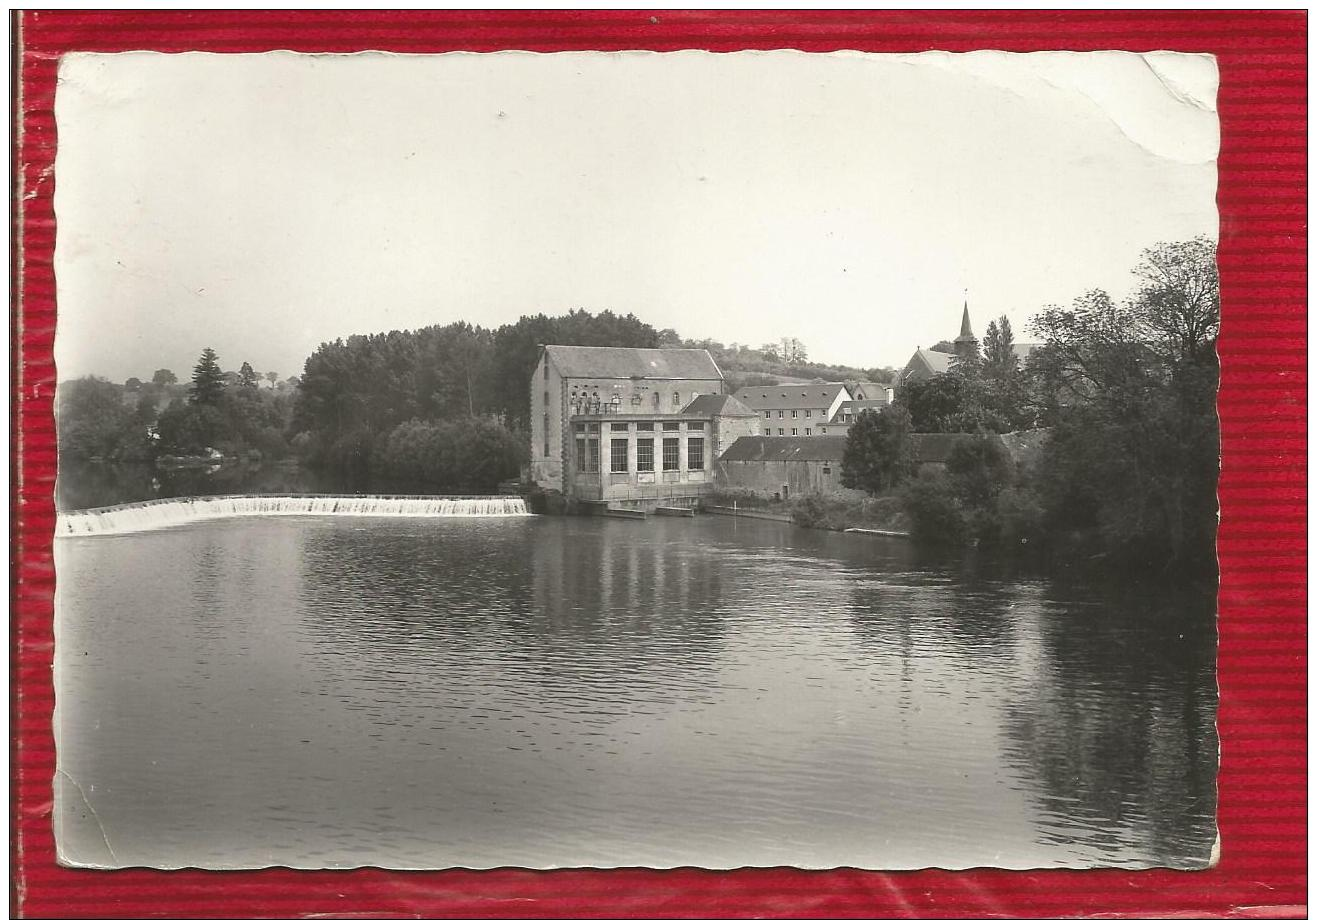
[
  {"left": 702, "top": 489, "right": 780, "bottom": 510},
  {"left": 374, "top": 417, "right": 526, "bottom": 493},
  {"left": 789, "top": 493, "right": 909, "bottom": 532}
]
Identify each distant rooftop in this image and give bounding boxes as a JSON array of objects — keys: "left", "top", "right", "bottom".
[
  {"left": 682, "top": 393, "right": 756, "bottom": 417},
  {"left": 719, "top": 432, "right": 999, "bottom": 464},
  {"left": 544, "top": 345, "right": 722, "bottom": 380},
  {"left": 720, "top": 436, "right": 849, "bottom": 463},
  {"left": 732, "top": 383, "right": 851, "bottom": 411}
]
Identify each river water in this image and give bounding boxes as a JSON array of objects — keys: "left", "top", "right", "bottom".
[{"left": 54, "top": 513, "right": 1216, "bottom": 870}]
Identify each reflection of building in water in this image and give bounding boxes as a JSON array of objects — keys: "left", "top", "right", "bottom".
[{"left": 532, "top": 521, "right": 725, "bottom": 642}]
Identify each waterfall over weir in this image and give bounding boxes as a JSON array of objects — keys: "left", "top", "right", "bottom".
[{"left": 57, "top": 494, "right": 531, "bottom": 537}]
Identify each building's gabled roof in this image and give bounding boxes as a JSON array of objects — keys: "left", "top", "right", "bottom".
[
  {"left": 719, "top": 436, "right": 848, "bottom": 463},
  {"left": 682, "top": 394, "right": 756, "bottom": 417},
  {"left": 1012, "top": 342, "right": 1042, "bottom": 360},
  {"left": 911, "top": 348, "right": 956, "bottom": 374},
  {"left": 719, "top": 432, "right": 1001, "bottom": 465},
  {"left": 732, "top": 383, "right": 852, "bottom": 411},
  {"left": 544, "top": 345, "right": 722, "bottom": 380}
]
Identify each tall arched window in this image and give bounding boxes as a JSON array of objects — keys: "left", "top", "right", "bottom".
[{"left": 672, "top": 392, "right": 680, "bottom": 407}]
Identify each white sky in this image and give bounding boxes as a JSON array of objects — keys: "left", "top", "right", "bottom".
[{"left": 53, "top": 50, "right": 1218, "bottom": 382}]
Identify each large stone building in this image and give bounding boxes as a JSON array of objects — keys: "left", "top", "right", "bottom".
[
  {"left": 733, "top": 383, "right": 854, "bottom": 437},
  {"left": 530, "top": 345, "right": 760, "bottom": 508}
]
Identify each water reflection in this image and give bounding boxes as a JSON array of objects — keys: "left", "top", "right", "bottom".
[{"left": 54, "top": 514, "right": 1216, "bottom": 870}]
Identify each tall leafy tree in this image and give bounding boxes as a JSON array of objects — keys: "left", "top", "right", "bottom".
[
  {"left": 189, "top": 347, "right": 226, "bottom": 406},
  {"left": 152, "top": 368, "right": 177, "bottom": 386},
  {"left": 238, "top": 361, "right": 260, "bottom": 389},
  {"left": 1132, "top": 235, "right": 1220, "bottom": 365},
  {"left": 982, "top": 316, "right": 1018, "bottom": 380},
  {"left": 56, "top": 377, "right": 136, "bottom": 459},
  {"left": 1027, "top": 238, "right": 1220, "bottom": 571},
  {"left": 840, "top": 406, "right": 916, "bottom": 495},
  {"left": 895, "top": 374, "right": 1008, "bottom": 434}
]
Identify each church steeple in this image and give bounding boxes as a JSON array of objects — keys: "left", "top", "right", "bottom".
[
  {"left": 956, "top": 298, "right": 975, "bottom": 342},
  {"left": 953, "top": 294, "right": 980, "bottom": 367}
]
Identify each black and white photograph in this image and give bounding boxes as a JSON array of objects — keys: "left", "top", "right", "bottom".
[{"left": 52, "top": 49, "right": 1220, "bottom": 870}]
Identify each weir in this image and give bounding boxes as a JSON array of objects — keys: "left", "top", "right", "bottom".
[{"left": 56, "top": 493, "right": 531, "bottom": 537}]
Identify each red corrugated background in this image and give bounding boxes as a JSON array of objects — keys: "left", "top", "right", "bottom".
[{"left": 11, "top": 11, "right": 1306, "bottom": 919}]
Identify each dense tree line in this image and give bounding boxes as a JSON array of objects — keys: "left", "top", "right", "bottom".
[
  {"left": 290, "top": 309, "right": 659, "bottom": 486},
  {"left": 57, "top": 351, "right": 297, "bottom": 463},
  {"left": 842, "top": 238, "right": 1219, "bottom": 576}
]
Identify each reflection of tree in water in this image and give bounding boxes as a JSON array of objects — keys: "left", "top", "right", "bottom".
[
  {"left": 846, "top": 578, "right": 1020, "bottom": 722},
  {"left": 845, "top": 576, "right": 1216, "bottom": 868},
  {"left": 996, "top": 587, "right": 1217, "bottom": 868},
  {"left": 295, "top": 519, "right": 730, "bottom": 717}
]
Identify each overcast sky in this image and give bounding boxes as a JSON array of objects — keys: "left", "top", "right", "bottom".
[{"left": 53, "top": 50, "right": 1218, "bottom": 382}]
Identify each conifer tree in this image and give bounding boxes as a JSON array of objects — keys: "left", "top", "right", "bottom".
[{"left": 189, "top": 347, "right": 226, "bottom": 405}]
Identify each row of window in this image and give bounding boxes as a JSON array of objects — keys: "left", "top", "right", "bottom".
[
  {"left": 762, "top": 409, "right": 820, "bottom": 419},
  {"left": 764, "top": 427, "right": 839, "bottom": 436},
  {"left": 574, "top": 420, "right": 705, "bottom": 432},
  {"left": 576, "top": 436, "right": 705, "bottom": 473},
  {"left": 569, "top": 391, "right": 691, "bottom": 410}
]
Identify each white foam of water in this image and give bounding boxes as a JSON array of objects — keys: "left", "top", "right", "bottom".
[{"left": 56, "top": 494, "right": 531, "bottom": 537}]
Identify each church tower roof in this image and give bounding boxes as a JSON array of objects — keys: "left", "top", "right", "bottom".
[{"left": 955, "top": 299, "right": 976, "bottom": 343}]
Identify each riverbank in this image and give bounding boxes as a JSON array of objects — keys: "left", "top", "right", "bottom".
[{"left": 702, "top": 490, "right": 911, "bottom": 535}]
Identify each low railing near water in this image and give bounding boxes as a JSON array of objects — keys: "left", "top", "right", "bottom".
[{"left": 56, "top": 493, "right": 531, "bottom": 537}]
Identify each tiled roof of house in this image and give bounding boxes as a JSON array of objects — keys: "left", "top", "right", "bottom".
[
  {"left": 719, "top": 432, "right": 1001, "bottom": 464},
  {"left": 545, "top": 345, "right": 722, "bottom": 380},
  {"left": 732, "top": 383, "right": 852, "bottom": 411},
  {"left": 682, "top": 394, "right": 757, "bottom": 417},
  {"left": 719, "top": 436, "right": 848, "bottom": 463},
  {"left": 912, "top": 348, "right": 956, "bottom": 374}
]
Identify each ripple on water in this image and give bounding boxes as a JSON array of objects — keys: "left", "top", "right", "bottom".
[{"left": 54, "top": 514, "right": 1216, "bottom": 870}]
